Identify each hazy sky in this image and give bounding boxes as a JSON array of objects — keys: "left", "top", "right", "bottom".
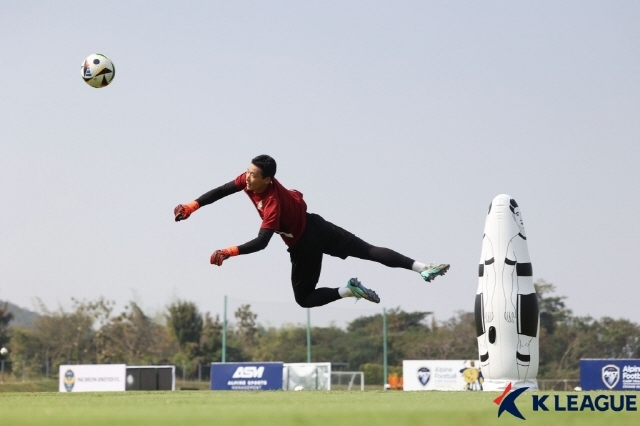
[{"left": 2, "top": 1, "right": 639, "bottom": 328}]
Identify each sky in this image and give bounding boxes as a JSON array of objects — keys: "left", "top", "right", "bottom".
[{"left": 1, "top": 1, "right": 640, "bottom": 328}]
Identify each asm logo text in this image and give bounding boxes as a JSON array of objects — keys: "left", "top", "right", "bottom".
[{"left": 232, "top": 366, "right": 265, "bottom": 379}]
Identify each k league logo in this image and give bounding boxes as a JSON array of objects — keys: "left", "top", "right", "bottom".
[
  {"left": 417, "top": 367, "right": 430, "bottom": 386},
  {"left": 602, "top": 365, "right": 620, "bottom": 389},
  {"left": 494, "top": 382, "right": 529, "bottom": 420}
]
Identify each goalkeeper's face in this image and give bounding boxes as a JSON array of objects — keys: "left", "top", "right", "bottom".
[{"left": 246, "top": 164, "right": 271, "bottom": 194}]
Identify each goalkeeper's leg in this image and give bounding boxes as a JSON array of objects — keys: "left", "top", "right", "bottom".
[{"left": 337, "top": 235, "right": 450, "bottom": 283}]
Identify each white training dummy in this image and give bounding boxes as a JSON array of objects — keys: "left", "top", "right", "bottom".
[{"left": 475, "top": 194, "right": 540, "bottom": 391}]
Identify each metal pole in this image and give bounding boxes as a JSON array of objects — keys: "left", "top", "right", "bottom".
[
  {"left": 306, "top": 308, "right": 311, "bottom": 363},
  {"left": 222, "top": 295, "right": 227, "bottom": 363},
  {"left": 383, "top": 308, "right": 388, "bottom": 389}
]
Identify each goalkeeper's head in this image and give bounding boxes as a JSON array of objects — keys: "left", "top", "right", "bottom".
[{"left": 251, "top": 155, "right": 277, "bottom": 179}]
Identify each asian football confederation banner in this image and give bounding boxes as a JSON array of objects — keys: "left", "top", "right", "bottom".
[
  {"left": 210, "top": 362, "right": 283, "bottom": 390},
  {"left": 59, "top": 364, "right": 126, "bottom": 392},
  {"left": 403, "top": 360, "right": 484, "bottom": 391},
  {"left": 581, "top": 359, "right": 640, "bottom": 391}
]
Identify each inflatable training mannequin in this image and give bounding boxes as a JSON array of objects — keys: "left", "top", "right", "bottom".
[{"left": 475, "top": 194, "right": 539, "bottom": 391}]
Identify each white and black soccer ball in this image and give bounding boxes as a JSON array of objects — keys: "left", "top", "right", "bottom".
[{"left": 81, "top": 54, "right": 115, "bottom": 88}]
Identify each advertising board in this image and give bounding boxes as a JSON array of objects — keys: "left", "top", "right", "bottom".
[
  {"left": 210, "top": 362, "right": 283, "bottom": 390},
  {"left": 59, "top": 364, "right": 126, "bottom": 392},
  {"left": 403, "top": 360, "right": 483, "bottom": 391},
  {"left": 581, "top": 359, "right": 640, "bottom": 391}
]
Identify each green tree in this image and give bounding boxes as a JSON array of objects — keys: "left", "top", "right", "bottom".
[
  {"left": 254, "top": 325, "right": 308, "bottom": 362},
  {"left": 596, "top": 317, "right": 640, "bottom": 358},
  {"left": 346, "top": 308, "right": 431, "bottom": 369},
  {"left": 530, "top": 281, "right": 640, "bottom": 379},
  {"left": 345, "top": 313, "right": 385, "bottom": 370},
  {"left": 253, "top": 324, "right": 349, "bottom": 364},
  {"left": 416, "top": 311, "right": 477, "bottom": 360},
  {"left": 538, "top": 315, "right": 600, "bottom": 379},
  {"left": 0, "top": 302, "right": 14, "bottom": 349},
  {"left": 535, "top": 279, "right": 572, "bottom": 334},
  {"left": 95, "top": 302, "right": 178, "bottom": 364},
  {"left": 193, "top": 311, "right": 245, "bottom": 366},
  {"left": 10, "top": 298, "right": 97, "bottom": 371},
  {"left": 167, "top": 300, "right": 203, "bottom": 356},
  {"left": 199, "top": 312, "right": 223, "bottom": 362},
  {"left": 234, "top": 304, "right": 258, "bottom": 354},
  {"left": 305, "top": 326, "right": 349, "bottom": 363}
]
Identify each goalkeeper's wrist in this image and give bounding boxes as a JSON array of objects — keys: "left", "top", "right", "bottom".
[
  {"left": 226, "top": 246, "right": 239, "bottom": 256},
  {"left": 186, "top": 200, "right": 200, "bottom": 211}
]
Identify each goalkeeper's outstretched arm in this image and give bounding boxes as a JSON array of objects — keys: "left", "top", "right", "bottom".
[
  {"left": 174, "top": 180, "right": 241, "bottom": 221},
  {"left": 196, "top": 180, "right": 242, "bottom": 207},
  {"left": 210, "top": 228, "right": 275, "bottom": 265}
]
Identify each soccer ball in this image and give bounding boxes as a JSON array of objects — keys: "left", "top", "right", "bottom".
[{"left": 81, "top": 54, "right": 115, "bottom": 88}]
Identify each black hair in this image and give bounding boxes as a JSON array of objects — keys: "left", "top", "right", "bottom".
[
  {"left": 509, "top": 199, "right": 519, "bottom": 213},
  {"left": 251, "top": 155, "right": 277, "bottom": 179}
]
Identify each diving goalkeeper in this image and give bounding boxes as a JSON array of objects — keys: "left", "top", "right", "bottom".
[{"left": 174, "top": 155, "right": 449, "bottom": 307}]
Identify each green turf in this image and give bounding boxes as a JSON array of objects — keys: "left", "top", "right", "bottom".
[
  {"left": 0, "top": 380, "right": 58, "bottom": 393},
  {"left": 0, "top": 390, "right": 638, "bottom": 426}
]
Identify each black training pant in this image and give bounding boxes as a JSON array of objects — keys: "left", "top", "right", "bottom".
[{"left": 288, "top": 213, "right": 414, "bottom": 308}]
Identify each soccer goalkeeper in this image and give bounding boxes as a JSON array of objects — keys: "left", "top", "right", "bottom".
[{"left": 174, "top": 155, "right": 449, "bottom": 307}]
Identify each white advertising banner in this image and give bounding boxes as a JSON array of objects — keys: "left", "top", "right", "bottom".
[
  {"left": 59, "top": 364, "right": 126, "bottom": 392},
  {"left": 403, "top": 360, "right": 483, "bottom": 391}
]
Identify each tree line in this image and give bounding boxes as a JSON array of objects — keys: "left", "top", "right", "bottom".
[{"left": 1, "top": 280, "right": 639, "bottom": 384}]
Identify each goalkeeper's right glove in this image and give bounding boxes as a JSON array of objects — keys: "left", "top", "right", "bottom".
[{"left": 174, "top": 201, "right": 200, "bottom": 221}]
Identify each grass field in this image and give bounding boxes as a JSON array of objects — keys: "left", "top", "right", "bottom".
[{"left": 0, "top": 389, "right": 638, "bottom": 426}]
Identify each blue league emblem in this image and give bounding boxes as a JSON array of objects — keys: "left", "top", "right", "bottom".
[
  {"left": 417, "top": 367, "right": 431, "bottom": 386},
  {"left": 602, "top": 365, "right": 620, "bottom": 389},
  {"left": 63, "top": 369, "right": 75, "bottom": 392}
]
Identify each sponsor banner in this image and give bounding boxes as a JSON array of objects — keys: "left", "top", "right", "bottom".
[
  {"left": 210, "top": 362, "right": 283, "bottom": 390},
  {"left": 59, "top": 364, "right": 126, "bottom": 392},
  {"left": 581, "top": 359, "right": 640, "bottom": 391},
  {"left": 403, "top": 360, "right": 483, "bottom": 391}
]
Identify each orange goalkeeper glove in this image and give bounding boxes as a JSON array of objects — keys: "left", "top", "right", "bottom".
[
  {"left": 210, "top": 246, "right": 239, "bottom": 266},
  {"left": 174, "top": 201, "right": 200, "bottom": 221}
]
